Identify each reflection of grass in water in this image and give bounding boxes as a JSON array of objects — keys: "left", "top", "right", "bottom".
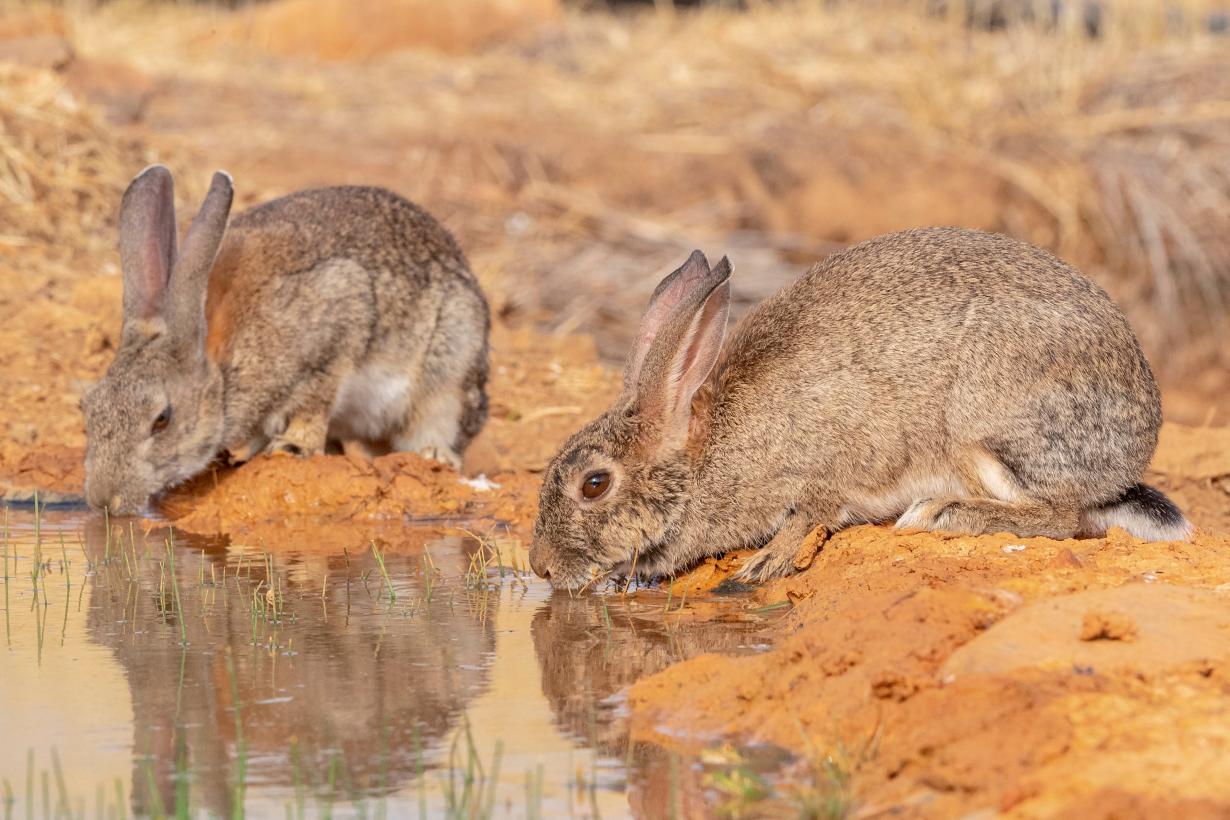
[
  {"left": 289, "top": 739, "right": 306, "bottom": 820},
  {"left": 707, "top": 764, "right": 770, "bottom": 819},
  {"left": 444, "top": 718, "right": 502, "bottom": 818},
  {"left": 142, "top": 755, "right": 166, "bottom": 818},
  {"left": 165, "top": 534, "right": 187, "bottom": 646},
  {"left": 4, "top": 731, "right": 574, "bottom": 819},
  {"left": 4, "top": 750, "right": 129, "bottom": 820},
  {"left": 11, "top": 659, "right": 646, "bottom": 818},
  {"left": 32, "top": 494, "right": 41, "bottom": 592},
  {"left": 174, "top": 733, "right": 191, "bottom": 820},
  {"left": 226, "top": 648, "right": 247, "bottom": 820},
  {"left": 690, "top": 732, "right": 868, "bottom": 820},
  {"left": 421, "top": 551, "right": 436, "bottom": 605},
  {"left": 370, "top": 541, "right": 396, "bottom": 603},
  {"left": 524, "top": 763, "right": 545, "bottom": 820},
  {"left": 2, "top": 518, "right": 636, "bottom": 818},
  {"left": 414, "top": 726, "right": 426, "bottom": 818}
]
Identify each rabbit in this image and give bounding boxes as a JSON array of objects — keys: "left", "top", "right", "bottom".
[
  {"left": 82, "top": 165, "right": 489, "bottom": 515},
  {"left": 529, "top": 228, "right": 1192, "bottom": 590}
]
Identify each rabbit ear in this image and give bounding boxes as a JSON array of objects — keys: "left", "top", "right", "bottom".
[
  {"left": 625, "top": 250, "right": 715, "bottom": 389},
  {"left": 632, "top": 254, "right": 731, "bottom": 444},
  {"left": 118, "top": 165, "right": 177, "bottom": 324},
  {"left": 167, "top": 171, "right": 233, "bottom": 349}
]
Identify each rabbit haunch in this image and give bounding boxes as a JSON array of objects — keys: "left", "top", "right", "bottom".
[
  {"left": 82, "top": 165, "right": 489, "bottom": 515},
  {"left": 529, "top": 230, "right": 1191, "bottom": 590}
]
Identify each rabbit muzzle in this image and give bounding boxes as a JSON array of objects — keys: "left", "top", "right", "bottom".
[
  {"left": 84, "top": 478, "right": 147, "bottom": 517},
  {"left": 529, "top": 545, "right": 551, "bottom": 579}
]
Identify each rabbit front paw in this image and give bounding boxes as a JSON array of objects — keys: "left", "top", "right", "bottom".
[
  {"left": 733, "top": 515, "right": 821, "bottom": 583},
  {"left": 417, "top": 446, "right": 462, "bottom": 470},
  {"left": 734, "top": 547, "right": 797, "bottom": 583},
  {"left": 266, "top": 413, "right": 328, "bottom": 458}
]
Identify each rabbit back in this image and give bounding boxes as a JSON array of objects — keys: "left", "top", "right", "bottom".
[
  {"left": 700, "top": 227, "right": 1161, "bottom": 530},
  {"left": 206, "top": 185, "right": 488, "bottom": 463}
]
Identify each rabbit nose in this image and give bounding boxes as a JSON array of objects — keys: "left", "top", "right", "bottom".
[
  {"left": 109, "top": 494, "right": 126, "bottom": 514},
  {"left": 529, "top": 550, "right": 550, "bottom": 579},
  {"left": 85, "top": 484, "right": 117, "bottom": 513}
]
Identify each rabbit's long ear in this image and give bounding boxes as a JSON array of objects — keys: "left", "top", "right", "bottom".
[
  {"left": 625, "top": 250, "right": 716, "bottom": 389},
  {"left": 167, "top": 171, "right": 233, "bottom": 350},
  {"left": 118, "top": 165, "right": 177, "bottom": 326},
  {"left": 631, "top": 253, "right": 731, "bottom": 444}
]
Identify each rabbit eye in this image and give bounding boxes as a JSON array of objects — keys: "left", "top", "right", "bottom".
[
  {"left": 151, "top": 406, "right": 172, "bottom": 435},
  {"left": 580, "top": 471, "right": 611, "bottom": 500}
]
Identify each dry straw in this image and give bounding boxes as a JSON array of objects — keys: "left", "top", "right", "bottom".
[
  {"left": 0, "top": 65, "right": 141, "bottom": 262},
  {"left": 0, "top": 61, "right": 198, "bottom": 265},
  {"left": 11, "top": 0, "right": 1230, "bottom": 368}
]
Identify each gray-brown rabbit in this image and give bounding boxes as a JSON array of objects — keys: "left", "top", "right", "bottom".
[
  {"left": 530, "top": 228, "right": 1191, "bottom": 590},
  {"left": 83, "top": 165, "right": 489, "bottom": 515}
]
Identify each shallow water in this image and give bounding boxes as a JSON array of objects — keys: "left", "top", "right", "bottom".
[{"left": 0, "top": 506, "right": 786, "bottom": 818}]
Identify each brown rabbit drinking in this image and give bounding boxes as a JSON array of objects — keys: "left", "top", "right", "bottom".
[
  {"left": 83, "top": 165, "right": 489, "bottom": 515},
  {"left": 530, "top": 229, "right": 1191, "bottom": 589}
]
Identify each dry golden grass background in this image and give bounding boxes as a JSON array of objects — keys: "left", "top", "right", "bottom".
[{"left": 1, "top": 0, "right": 1227, "bottom": 460}]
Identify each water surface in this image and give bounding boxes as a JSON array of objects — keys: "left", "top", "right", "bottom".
[{"left": 0, "top": 507, "right": 785, "bottom": 818}]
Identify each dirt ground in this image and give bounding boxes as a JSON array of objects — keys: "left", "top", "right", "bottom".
[{"left": 2, "top": 2, "right": 1230, "bottom": 817}]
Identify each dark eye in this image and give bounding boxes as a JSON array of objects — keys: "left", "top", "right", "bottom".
[
  {"left": 581, "top": 471, "right": 611, "bottom": 500},
  {"left": 151, "top": 406, "right": 172, "bottom": 434}
]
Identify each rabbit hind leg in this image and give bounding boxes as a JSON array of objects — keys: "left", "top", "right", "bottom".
[
  {"left": 896, "top": 496, "right": 1081, "bottom": 539},
  {"left": 391, "top": 384, "right": 465, "bottom": 469},
  {"left": 895, "top": 445, "right": 1081, "bottom": 538},
  {"left": 392, "top": 313, "right": 488, "bottom": 470}
]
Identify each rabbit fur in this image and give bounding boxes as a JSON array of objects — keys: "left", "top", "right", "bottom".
[
  {"left": 529, "top": 228, "right": 1191, "bottom": 590},
  {"left": 83, "top": 165, "right": 489, "bottom": 514}
]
